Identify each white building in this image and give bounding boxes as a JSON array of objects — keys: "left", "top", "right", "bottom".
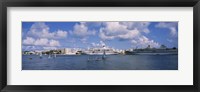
[{"left": 63, "top": 48, "right": 78, "bottom": 55}]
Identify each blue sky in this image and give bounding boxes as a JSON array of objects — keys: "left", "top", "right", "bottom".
[{"left": 22, "top": 22, "right": 178, "bottom": 51}]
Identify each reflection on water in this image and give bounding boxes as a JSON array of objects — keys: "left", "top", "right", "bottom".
[{"left": 22, "top": 55, "right": 178, "bottom": 70}]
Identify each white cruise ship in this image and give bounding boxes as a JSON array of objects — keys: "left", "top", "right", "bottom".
[
  {"left": 125, "top": 45, "right": 178, "bottom": 55},
  {"left": 84, "top": 46, "right": 118, "bottom": 55}
]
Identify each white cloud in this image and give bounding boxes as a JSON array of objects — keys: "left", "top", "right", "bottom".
[
  {"left": 22, "top": 46, "right": 37, "bottom": 51},
  {"left": 23, "top": 22, "right": 162, "bottom": 50},
  {"left": 91, "top": 42, "right": 96, "bottom": 46},
  {"left": 167, "top": 39, "right": 173, "bottom": 43},
  {"left": 99, "top": 22, "right": 160, "bottom": 48},
  {"left": 80, "top": 38, "right": 88, "bottom": 44},
  {"left": 43, "top": 47, "right": 57, "bottom": 50},
  {"left": 70, "top": 22, "right": 96, "bottom": 43},
  {"left": 117, "top": 30, "right": 140, "bottom": 40},
  {"left": 49, "top": 40, "right": 60, "bottom": 47},
  {"left": 34, "top": 38, "right": 49, "bottom": 46},
  {"left": 155, "top": 22, "right": 177, "bottom": 28},
  {"left": 99, "top": 22, "right": 140, "bottom": 40},
  {"left": 99, "top": 30, "right": 115, "bottom": 40},
  {"left": 131, "top": 40, "right": 137, "bottom": 44},
  {"left": 169, "top": 27, "right": 177, "bottom": 37},
  {"left": 23, "top": 45, "right": 58, "bottom": 51},
  {"left": 155, "top": 22, "right": 178, "bottom": 37},
  {"left": 23, "top": 22, "right": 66, "bottom": 50},
  {"left": 131, "top": 36, "right": 160, "bottom": 48},
  {"left": 100, "top": 41, "right": 105, "bottom": 46},
  {"left": 56, "top": 29, "right": 68, "bottom": 38},
  {"left": 27, "top": 22, "right": 67, "bottom": 39},
  {"left": 91, "top": 41, "right": 106, "bottom": 47},
  {"left": 23, "top": 37, "right": 35, "bottom": 45},
  {"left": 71, "top": 22, "right": 96, "bottom": 37},
  {"left": 119, "top": 22, "right": 150, "bottom": 34},
  {"left": 23, "top": 37, "right": 60, "bottom": 47},
  {"left": 91, "top": 43, "right": 100, "bottom": 47}
]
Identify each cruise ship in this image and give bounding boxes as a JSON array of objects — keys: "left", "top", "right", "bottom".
[
  {"left": 125, "top": 45, "right": 178, "bottom": 55},
  {"left": 84, "top": 46, "right": 118, "bottom": 55}
]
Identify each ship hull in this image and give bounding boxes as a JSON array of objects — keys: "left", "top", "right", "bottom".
[
  {"left": 86, "top": 53, "right": 117, "bottom": 55},
  {"left": 134, "top": 52, "right": 178, "bottom": 55}
]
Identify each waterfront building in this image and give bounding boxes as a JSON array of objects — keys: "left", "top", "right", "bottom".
[
  {"left": 22, "top": 51, "right": 35, "bottom": 55},
  {"left": 63, "top": 48, "right": 78, "bottom": 55}
]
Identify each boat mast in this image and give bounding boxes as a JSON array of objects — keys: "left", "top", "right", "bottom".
[{"left": 102, "top": 45, "right": 106, "bottom": 59}]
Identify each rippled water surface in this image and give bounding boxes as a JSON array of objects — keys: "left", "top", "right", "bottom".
[{"left": 22, "top": 55, "right": 178, "bottom": 70}]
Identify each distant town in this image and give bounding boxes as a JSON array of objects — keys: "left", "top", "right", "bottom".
[{"left": 22, "top": 44, "right": 178, "bottom": 55}]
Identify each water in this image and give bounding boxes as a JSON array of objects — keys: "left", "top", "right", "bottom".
[{"left": 22, "top": 55, "right": 178, "bottom": 70}]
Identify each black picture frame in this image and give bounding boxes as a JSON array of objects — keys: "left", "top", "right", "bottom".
[{"left": 0, "top": 0, "right": 199, "bottom": 92}]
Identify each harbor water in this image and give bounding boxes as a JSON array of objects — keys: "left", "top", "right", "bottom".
[{"left": 22, "top": 55, "right": 178, "bottom": 70}]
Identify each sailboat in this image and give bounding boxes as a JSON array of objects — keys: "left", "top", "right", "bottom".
[
  {"left": 39, "top": 53, "right": 42, "bottom": 59},
  {"left": 48, "top": 54, "right": 51, "bottom": 58},
  {"left": 54, "top": 54, "right": 56, "bottom": 58},
  {"left": 102, "top": 46, "right": 106, "bottom": 60}
]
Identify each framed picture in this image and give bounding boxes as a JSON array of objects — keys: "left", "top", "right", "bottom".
[{"left": 0, "top": 0, "right": 199, "bottom": 92}]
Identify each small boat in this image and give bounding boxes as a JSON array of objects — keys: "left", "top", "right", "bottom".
[
  {"left": 39, "top": 53, "right": 42, "bottom": 59},
  {"left": 102, "top": 49, "right": 106, "bottom": 60},
  {"left": 48, "top": 54, "right": 51, "bottom": 58}
]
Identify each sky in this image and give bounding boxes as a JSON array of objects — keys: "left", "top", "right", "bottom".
[{"left": 22, "top": 22, "right": 178, "bottom": 51}]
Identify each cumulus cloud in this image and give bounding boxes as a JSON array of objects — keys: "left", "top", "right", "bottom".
[
  {"left": 49, "top": 40, "right": 60, "bottom": 47},
  {"left": 23, "top": 37, "right": 60, "bottom": 47},
  {"left": 56, "top": 29, "right": 68, "bottom": 38},
  {"left": 98, "top": 22, "right": 161, "bottom": 48},
  {"left": 34, "top": 38, "right": 49, "bottom": 46},
  {"left": 27, "top": 22, "right": 67, "bottom": 39},
  {"left": 22, "top": 46, "right": 38, "bottom": 51},
  {"left": 155, "top": 22, "right": 178, "bottom": 37},
  {"left": 22, "top": 45, "right": 58, "bottom": 51},
  {"left": 131, "top": 36, "right": 160, "bottom": 48},
  {"left": 91, "top": 41, "right": 106, "bottom": 47},
  {"left": 91, "top": 42, "right": 100, "bottom": 47},
  {"left": 119, "top": 22, "right": 150, "bottom": 34},
  {"left": 99, "top": 22, "right": 140, "bottom": 40},
  {"left": 23, "top": 22, "right": 164, "bottom": 50},
  {"left": 100, "top": 41, "right": 105, "bottom": 46},
  {"left": 167, "top": 39, "right": 173, "bottom": 43},
  {"left": 80, "top": 38, "right": 88, "bottom": 44},
  {"left": 22, "top": 22, "right": 67, "bottom": 50},
  {"left": 69, "top": 22, "right": 96, "bottom": 43},
  {"left": 23, "top": 37, "right": 35, "bottom": 45},
  {"left": 169, "top": 27, "right": 177, "bottom": 37},
  {"left": 70, "top": 22, "right": 96, "bottom": 37},
  {"left": 43, "top": 47, "right": 58, "bottom": 50}
]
